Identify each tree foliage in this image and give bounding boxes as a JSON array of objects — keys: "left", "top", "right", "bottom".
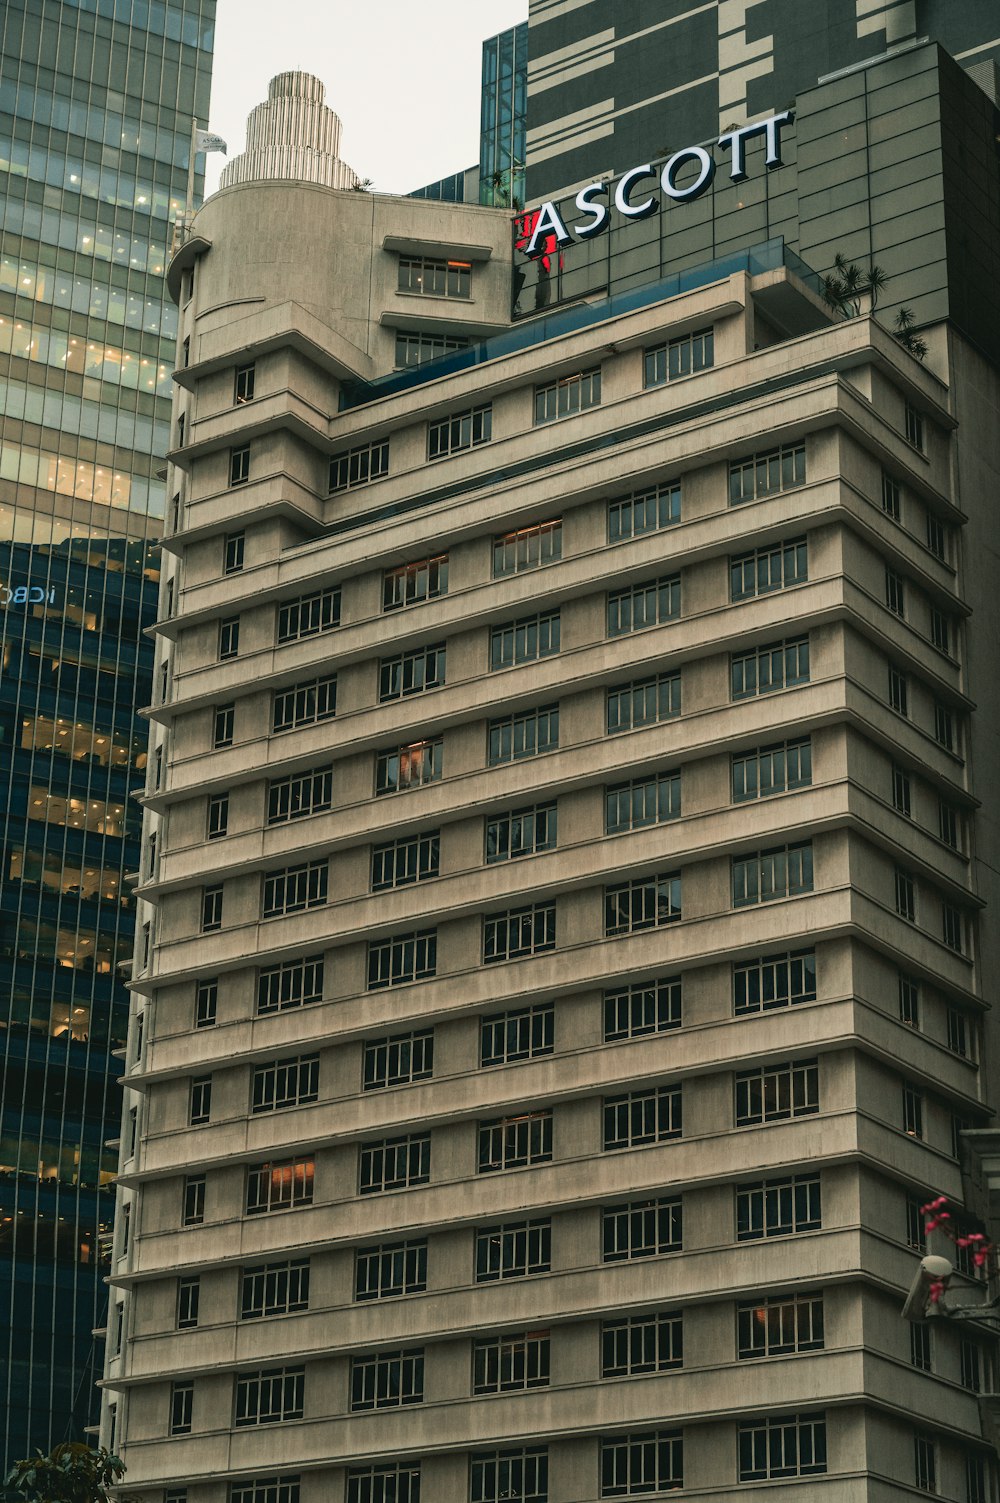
[
  {"left": 823, "top": 253, "right": 928, "bottom": 361},
  {"left": 3, "top": 1443, "right": 125, "bottom": 1503}
]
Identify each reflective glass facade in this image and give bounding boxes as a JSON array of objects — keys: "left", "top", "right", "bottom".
[
  {"left": 480, "top": 23, "right": 528, "bottom": 209},
  {"left": 0, "top": 0, "right": 214, "bottom": 1463}
]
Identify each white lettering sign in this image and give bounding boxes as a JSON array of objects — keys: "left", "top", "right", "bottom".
[{"left": 524, "top": 111, "right": 794, "bottom": 258}]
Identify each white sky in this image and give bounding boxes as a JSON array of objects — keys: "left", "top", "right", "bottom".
[{"left": 204, "top": 0, "right": 528, "bottom": 198}]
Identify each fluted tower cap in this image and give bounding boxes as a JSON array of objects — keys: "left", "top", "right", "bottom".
[{"left": 219, "top": 70, "right": 359, "bottom": 191}]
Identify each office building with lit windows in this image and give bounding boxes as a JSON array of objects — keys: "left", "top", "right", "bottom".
[
  {"left": 0, "top": 0, "right": 214, "bottom": 1464},
  {"left": 105, "top": 29, "right": 1000, "bottom": 1503}
]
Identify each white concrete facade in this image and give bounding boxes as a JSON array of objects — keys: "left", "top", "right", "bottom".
[{"left": 100, "top": 176, "right": 999, "bottom": 1503}]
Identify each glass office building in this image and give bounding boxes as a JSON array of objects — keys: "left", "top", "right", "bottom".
[
  {"left": 0, "top": 0, "right": 214, "bottom": 1464},
  {"left": 480, "top": 21, "right": 528, "bottom": 207}
]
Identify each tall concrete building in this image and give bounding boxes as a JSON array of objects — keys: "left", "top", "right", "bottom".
[
  {"left": 104, "top": 36, "right": 999, "bottom": 1503},
  {"left": 0, "top": 0, "right": 214, "bottom": 1464}
]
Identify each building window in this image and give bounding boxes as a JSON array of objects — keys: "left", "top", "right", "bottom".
[
  {"left": 277, "top": 587, "right": 341, "bottom": 644},
  {"left": 262, "top": 861, "right": 328, "bottom": 918},
  {"left": 355, "top": 1241, "right": 427, "bottom": 1301},
  {"left": 966, "top": 1457, "right": 988, "bottom": 1503},
  {"left": 490, "top": 610, "right": 561, "bottom": 670},
  {"left": 471, "top": 1449, "right": 547, "bottom": 1503},
  {"left": 218, "top": 615, "right": 240, "bottom": 660},
  {"left": 729, "top": 442, "right": 806, "bottom": 504},
  {"left": 602, "top": 1197, "right": 682, "bottom": 1261},
  {"left": 927, "top": 514, "right": 946, "bottom": 560},
  {"left": 534, "top": 367, "right": 601, "bottom": 424},
  {"left": 899, "top": 973, "right": 920, "bottom": 1027},
  {"left": 607, "top": 673, "right": 680, "bottom": 733},
  {"left": 234, "top": 362, "right": 255, "bottom": 404},
  {"left": 195, "top": 978, "right": 218, "bottom": 1028},
  {"left": 395, "top": 330, "right": 469, "bottom": 368},
  {"left": 379, "top": 643, "right": 446, "bottom": 702},
  {"left": 272, "top": 675, "right": 337, "bottom": 733},
  {"left": 176, "top": 412, "right": 185, "bottom": 447},
  {"left": 734, "top": 951, "right": 817, "bottom": 1015},
  {"left": 213, "top": 703, "right": 235, "bottom": 749},
  {"left": 604, "top": 977, "right": 681, "bottom": 1041},
  {"left": 882, "top": 470, "right": 901, "bottom": 520},
  {"left": 903, "top": 1083, "right": 924, "bottom": 1138},
  {"left": 371, "top": 832, "right": 440, "bottom": 891},
  {"left": 201, "top": 884, "right": 223, "bottom": 933},
  {"left": 736, "top": 1059, "right": 819, "bottom": 1125},
  {"left": 170, "top": 1381, "right": 193, "bottom": 1436},
  {"left": 482, "top": 1005, "right": 554, "bottom": 1066},
  {"left": 229, "top": 445, "right": 250, "bottom": 487},
  {"left": 224, "top": 530, "right": 245, "bottom": 573},
  {"left": 330, "top": 439, "right": 389, "bottom": 493},
  {"left": 207, "top": 793, "right": 229, "bottom": 840},
  {"left": 602, "top": 1312, "right": 683, "bottom": 1377},
  {"left": 346, "top": 1466, "right": 419, "bottom": 1503},
  {"left": 731, "top": 637, "right": 809, "bottom": 699},
  {"left": 886, "top": 567, "right": 906, "bottom": 617},
  {"left": 943, "top": 902, "right": 965, "bottom": 953},
  {"left": 267, "top": 767, "right": 333, "bottom": 824},
  {"left": 738, "top": 1294, "right": 824, "bottom": 1358},
  {"left": 240, "top": 1260, "right": 310, "bottom": 1319},
  {"left": 367, "top": 929, "right": 437, "bottom": 989},
  {"left": 257, "top": 955, "right": 324, "bottom": 1015},
  {"left": 251, "top": 1055, "right": 319, "bottom": 1113},
  {"left": 363, "top": 1030, "right": 434, "bottom": 1090},
  {"left": 930, "top": 607, "right": 952, "bottom": 655},
  {"left": 359, "top": 1135, "right": 431, "bottom": 1194},
  {"left": 177, "top": 1276, "right": 200, "bottom": 1329},
  {"left": 484, "top": 903, "right": 556, "bottom": 963},
  {"left": 488, "top": 704, "right": 559, "bottom": 765},
  {"left": 493, "top": 519, "right": 562, "bottom": 577},
  {"left": 231, "top": 1481, "right": 300, "bottom": 1503},
  {"left": 350, "top": 1349, "right": 424, "bottom": 1410},
  {"left": 947, "top": 1008, "right": 970, "bottom": 1058},
  {"left": 607, "top": 574, "right": 680, "bottom": 636},
  {"left": 733, "top": 843, "right": 813, "bottom": 906},
  {"left": 605, "top": 872, "right": 681, "bottom": 935},
  {"left": 474, "top": 1331, "right": 550, "bottom": 1393},
  {"left": 486, "top": 802, "right": 557, "bottom": 863},
  {"left": 910, "top": 1323, "right": 932, "bottom": 1372},
  {"left": 478, "top": 1111, "right": 552, "bottom": 1172},
  {"left": 889, "top": 665, "right": 909, "bottom": 716},
  {"left": 600, "top": 1431, "right": 683, "bottom": 1496},
  {"left": 905, "top": 401, "right": 925, "bottom": 451},
  {"left": 895, "top": 868, "right": 916, "bottom": 922},
  {"left": 427, "top": 403, "right": 491, "bottom": 460},
  {"left": 384, "top": 553, "right": 448, "bottom": 611},
  {"left": 189, "top": 1076, "right": 212, "bottom": 1126},
  {"left": 475, "top": 1220, "right": 551, "bottom": 1282},
  {"left": 737, "top": 1414, "right": 827, "bottom": 1480},
  {"left": 245, "top": 1157, "right": 314, "bottom": 1215},
  {"left": 906, "top": 1195, "right": 927, "bottom": 1251},
  {"left": 603, "top": 1087, "right": 682, "bottom": 1150},
  {"left": 234, "top": 1368, "right": 305, "bottom": 1426},
  {"left": 936, "top": 802, "right": 960, "bottom": 855},
  {"left": 935, "top": 703, "right": 956, "bottom": 752},
  {"left": 645, "top": 326, "right": 713, "bottom": 385},
  {"left": 182, "top": 1175, "right": 205, "bottom": 1227},
  {"left": 960, "top": 1340, "right": 983, "bottom": 1393},
  {"left": 730, "top": 537, "right": 808, "bottom": 601},
  {"left": 398, "top": 254, "right": 471, "bottom": 298},
  {"left": 375, "top": 738, "right": 443, "bottom": 794},
  {"left": 914, "top": 1433, "right": 937, "bottom": 1494},
  {"left": 892, "top": 764, "right": 912, "bottom": 816},
  {"left": 608, "top": 481, "right": 681, "bottom": 541},
  {"left": 732, "top": 739, "right": 811, "bottom": 802}
]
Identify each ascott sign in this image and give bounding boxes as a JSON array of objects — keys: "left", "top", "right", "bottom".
[{"left": 524, "top": 111, "right": 794, "bottom": 258}]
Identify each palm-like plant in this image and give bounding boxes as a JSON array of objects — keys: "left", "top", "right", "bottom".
[{"left": 822, "top": 252, "right": 889, "bottom": 315}]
